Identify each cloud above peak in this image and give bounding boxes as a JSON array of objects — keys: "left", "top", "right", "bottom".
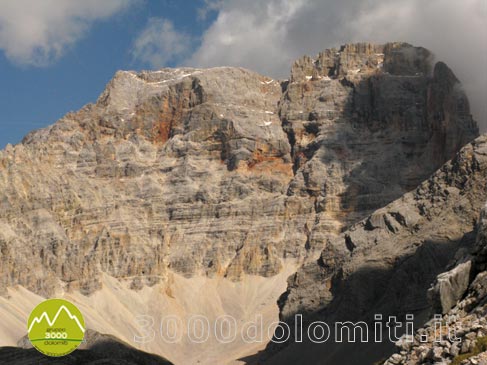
[
  {"left": 1, "top": 0, "right": 484, "bottom": 127},
  {"left": 0, "top": 0, "right": 134, "bottom": 66},
  {"left": 131, "top": 18, "right": 192, "bottom": 69},
  {"left": 187, "top": 0, "right": 308, "bottom": 77},
  {"left": 185, "top": 0, "right": 486, "bottom": 127}
]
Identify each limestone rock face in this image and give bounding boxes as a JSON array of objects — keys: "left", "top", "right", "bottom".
[
  {"left": 0, "top": 67, "right": 300, "bottom": 296},
  {"left": 0, "top": 43, "right": 478, "bottom": 301},
  {"left": 428, "top": 260, "right": 472, "bottom": 315},
  {"left": 380, "top": 203, "right": 487, "bottom": 365},
  {"left": 282, "top": 42, "right": 477, "bottom": 238},
  {"left": 280, "top": 135, "right": 487, "bottom": 319}
]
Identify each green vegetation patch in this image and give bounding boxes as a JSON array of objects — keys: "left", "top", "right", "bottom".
[{"left": 451, "top": 336, "right": 487, "bottom": 365}]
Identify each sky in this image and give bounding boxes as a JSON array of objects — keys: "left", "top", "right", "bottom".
[{"left": 0, "top": 0, "right": 485, "bottom": 148}]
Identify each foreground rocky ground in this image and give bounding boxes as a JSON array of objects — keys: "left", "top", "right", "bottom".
[{"left": 381, "top": 203, "right": 487, "bottom": 365}]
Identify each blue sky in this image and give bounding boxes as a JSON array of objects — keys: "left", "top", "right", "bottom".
[
  {"left": 0, "top": 0, "right": 216, "bottom": 148},
  {"left": 0, "top": 0, "right": 485, "bottom": 148}
]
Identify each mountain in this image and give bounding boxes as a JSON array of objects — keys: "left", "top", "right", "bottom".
[{"left": 0, "top": 42, "right": 480, "bottom": 364}]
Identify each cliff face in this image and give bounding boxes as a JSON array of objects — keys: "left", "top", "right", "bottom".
[
  {"left": 279, "top": 135, "right": 487, "bottom": 321},
  {"left": 259, "top": 134, "right": 487, "bottom": 365},
  {"left": 283, "top": 42, "right": 477, "bottom": 239},
  {"left": 0, "top": 67, "right": 297, "bottom": 296},
  {"left": 0, "top": 42, "right": 477, "bottom": 300}
]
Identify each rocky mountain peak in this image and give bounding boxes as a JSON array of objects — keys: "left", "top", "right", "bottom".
[{"left": 290, "top": 42, "right": 433, "bottom": 83}]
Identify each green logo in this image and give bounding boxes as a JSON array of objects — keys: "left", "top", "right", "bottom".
[{"left": 27, "top": 298, "right": 85, "bottom": 357}]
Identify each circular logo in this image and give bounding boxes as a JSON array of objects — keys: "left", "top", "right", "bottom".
[{"left": 27, "top": 298, "right": 85, "bottom": 357}]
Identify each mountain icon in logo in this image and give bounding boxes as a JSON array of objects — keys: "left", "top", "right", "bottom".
[
  {"left": 28, "top": 304, "right": 85, "bottom": 334},
  {"left": 27, "top": 298, "right": 85, "bottom": 357}
]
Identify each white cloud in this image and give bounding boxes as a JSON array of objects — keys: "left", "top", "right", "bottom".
[
  {"left": 350, "top": 0, "right": 487, "bottom": 130},
  {"left": 132, "top": 18, "right": 192, "bottom": 68},
  {"left": 188, "top": 0, "right": 308, "bottom": 77},
  {"left": 187, "top": 0, "right": 487, "bottom": 128},
  {"left": 0, "top": 0, "right": 134, "bottom": 66}
]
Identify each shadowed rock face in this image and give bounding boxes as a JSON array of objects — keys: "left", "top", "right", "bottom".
[
  {"left": 379, "top": 204, "right": 487, "bottom": 365},
  {"left": 282, "top": 42, "right": 478, "bottom": 239},
  {"left": 261, "top": 134, "right": 487, "bottom": 364},
  {"left": 0, "top": 330, "right": 173, "bottom": 365},
  {"left": 280, "top": 135, "right": 487, "bottom": 320}
]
